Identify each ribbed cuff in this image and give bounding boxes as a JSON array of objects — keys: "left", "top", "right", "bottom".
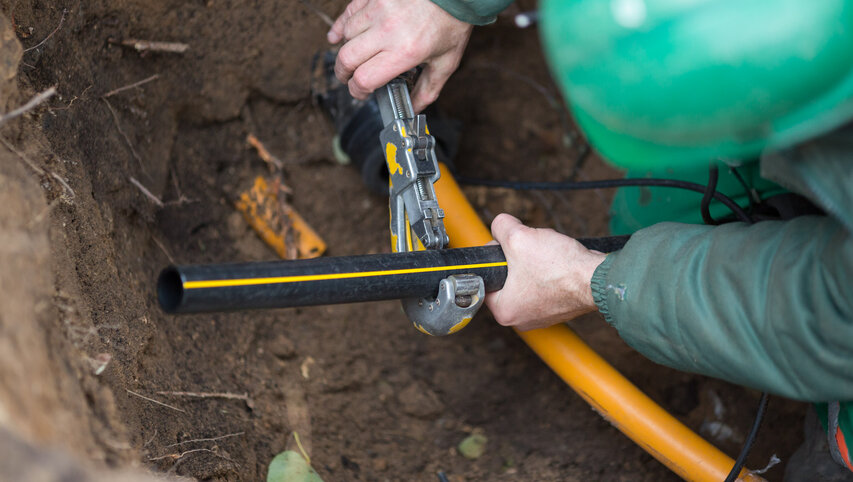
[{"left": 590, "top": 253, "right": 616, "bottom": 326}]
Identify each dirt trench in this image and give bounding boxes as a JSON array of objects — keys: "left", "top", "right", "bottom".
[{"left": 0, "top": 1, "right": 805, "bottom": 480}]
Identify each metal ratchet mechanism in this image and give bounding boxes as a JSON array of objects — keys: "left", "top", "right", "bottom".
[{"left": 376, "top": 78, "right": 485, "bottom": 336}]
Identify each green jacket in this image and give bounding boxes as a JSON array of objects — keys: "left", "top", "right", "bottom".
[{"left": 591, "top": 127, "right": 853, "bottom": 403}]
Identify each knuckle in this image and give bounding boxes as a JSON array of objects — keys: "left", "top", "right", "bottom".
[
  {"left": 337, "top": 49, "right": 356, "bottom": 72},
  {"left": 493, "top": 309, "right": 516, "bottom": 327},
  {"left": 381, "top": 17, "right": 400, "bottom": 35},
  {"left": 398, "top": 43, "right": 423, "bottom": 60},
  {"left": 503, "top": 226, "right": 529, "bottom": 249},
  {"left": 351, "top": 70, "right": 373, "bottom": 93}
]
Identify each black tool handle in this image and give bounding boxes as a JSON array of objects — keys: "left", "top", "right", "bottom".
[{"left": 158, "top": 236, "right": 627, "bottom": 314}]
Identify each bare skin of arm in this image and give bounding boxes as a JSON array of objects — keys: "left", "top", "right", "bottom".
[
  {"left": 485, "top": 214, "right": 606, "bottom": 331},
  {"left": 328, "top": 0, "right": 472, "bottom": 112}
]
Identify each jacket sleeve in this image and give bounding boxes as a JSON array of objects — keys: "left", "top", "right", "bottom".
[
  {"left": 429, "top": 0, "right": 514, "bottom": 25},
  {"left": 591, "top": 216, "right": 853, "bottom": 401}
]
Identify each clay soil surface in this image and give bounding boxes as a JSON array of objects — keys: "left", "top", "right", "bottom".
[{"left": 0, "top": 1, "right": 805, "bottom": 480}]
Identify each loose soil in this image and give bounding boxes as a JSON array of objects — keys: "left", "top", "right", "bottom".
[{"left": 0, "top": 1, "right": 805, "bottom": 480}]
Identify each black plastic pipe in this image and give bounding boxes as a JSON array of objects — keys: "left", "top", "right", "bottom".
[{"left": 158, "top": 236, "right": 629, "bottom": 314}]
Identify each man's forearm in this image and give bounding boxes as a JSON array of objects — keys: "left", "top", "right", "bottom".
[{"left": 592, "top": 217, "right": 853, "bottom": 401}]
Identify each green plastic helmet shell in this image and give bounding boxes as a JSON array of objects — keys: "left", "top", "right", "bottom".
[{"left": 540, "top": 0, "right": 853, "bottom": 169}]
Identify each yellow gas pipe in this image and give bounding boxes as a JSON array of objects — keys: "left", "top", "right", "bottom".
[{"left": 434, "top": 163, "right": 763, "bottom": 482}]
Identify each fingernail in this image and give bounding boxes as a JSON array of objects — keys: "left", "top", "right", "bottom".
[{"left": 327, "top": 31, "right": 339, "bottom": 43}]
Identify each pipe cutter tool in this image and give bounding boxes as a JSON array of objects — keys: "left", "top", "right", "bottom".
[{"left": 376, "top": 78, "right": 485, "bottom": 336}]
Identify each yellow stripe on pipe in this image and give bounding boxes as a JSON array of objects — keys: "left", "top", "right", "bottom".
[{"left": 183, "top": 261, "right": 507, "bottom": 290}]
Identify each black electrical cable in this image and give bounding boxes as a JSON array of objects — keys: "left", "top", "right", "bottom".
[
  {"left": 729, "top": 165, "right": 760, "bottom": 210},
  {"left": 725, "top": 393, "right": 770, "bottom": 482},
  {"left": 703, "top": 168, "right": 769, "bottom": 482},
  {"left": 456, "top": 175, "right": 753, "bottom": 224},
  {"left": 694, "top": 168, "right": 769, "bottom": 481},
  {"left": 700, "top": 165, "right": 720, "bottom": 225}
]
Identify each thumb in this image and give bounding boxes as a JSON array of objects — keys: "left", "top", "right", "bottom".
[
  {"left": 490, "top": 213, "right": 523, "bottom": 244},
  {"left": 411, "top": 57, "right": 455, "bottom": 113}
]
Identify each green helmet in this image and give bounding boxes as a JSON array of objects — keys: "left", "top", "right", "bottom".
[{"left": 539, "top": 0, "right": 853, "bottom": 169}]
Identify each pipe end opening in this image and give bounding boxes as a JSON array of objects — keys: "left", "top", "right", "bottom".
[{"left": 157, "top": 267, "right": 184, "bottom": 313}]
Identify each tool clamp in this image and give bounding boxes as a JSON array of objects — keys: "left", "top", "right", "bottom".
[{"left": 376, "top": 78, "right": 485, "bottom": 336}]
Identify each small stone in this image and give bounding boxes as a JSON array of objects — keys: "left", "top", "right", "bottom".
[
  {"left": 340, "top": 455, "right": 360, "bottom": 472},
  {"left": 397, "top": 382, "right": 444, "bottom": 418},
  {"left": 92, "top": 353, "right": 112, "bottom": 375},
  {"left": 300, "top": 357, "right": 315, "bottom": 379},
  {"left": 377, "top": 380, "right": 394, "bottom": 402},
  {"left": 372, "top": 458, "right": 388, "bottom": 472},
  {"left": 226, "top": 211, "right": 248, "bottom": 238},
  {"left": 269, "top": 334, "right": 297, "bottom": 360},
  {"left": 457, "top": 433, "right": 487, "bottom": 460}
]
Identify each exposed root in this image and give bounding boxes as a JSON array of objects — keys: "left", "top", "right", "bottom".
[
  {"left": 49, "top": 171, "right": 75, "bottom": 201},
  {"left": 0, "top": 87, "right": 57, "bottom": 126},
  {"left": 168, "top": 164, "right": 196, "bottom": 205},
  {"left": 102, "top": 74, "right": 161, "bottom": 99},
  {"left": 151, "top": 236, "right": 175, "bottom": 264},
  {"left": 156, "top": 391, "right": 255, "bottom": 410},
  {"left": 125, "top": 389, "right": 187, "bottom": 414},
  {"left": 52, "top": 85, "right": 93, "bottom": 111},
  {"left": 0, "top": 136, "right": 74, "bottom": 203},
  {"left": 163, "top": 432, "right": 245, "bottom": 449},
  {"left": 298, "top": 0, "right": 334, "bottom": 27},
  {"left": 247, "top": 133, "right": 284, "bottom": 170},
  {"left": 103, "top": 99, "right": 145, "bottom": 171},
  {"left": 129, "top": 176, "right": 165, "bottom": 208},
  {"left": 144, "top": 430, "right": 158, "bottom": 448},
  {"left": 111, "top": 38, "right": 189, "bottom": 54},
  {"left": 23, "top": 8, "right": 67, "bottom": 53},
  {"left": 148, "top": 447, "right": 235, "bottom": 465}
]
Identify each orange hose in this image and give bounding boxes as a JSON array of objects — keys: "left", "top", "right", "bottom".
[{"left": 434, "top": 163, "right": 762, "bottom": 482}]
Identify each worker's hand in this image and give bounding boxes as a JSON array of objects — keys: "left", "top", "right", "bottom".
[
  {"left": 485, "top": 214, "right": 607, "bottom": 331},
  {"left": 327, "top": 0, "right": 472, "bottom": 112}
]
